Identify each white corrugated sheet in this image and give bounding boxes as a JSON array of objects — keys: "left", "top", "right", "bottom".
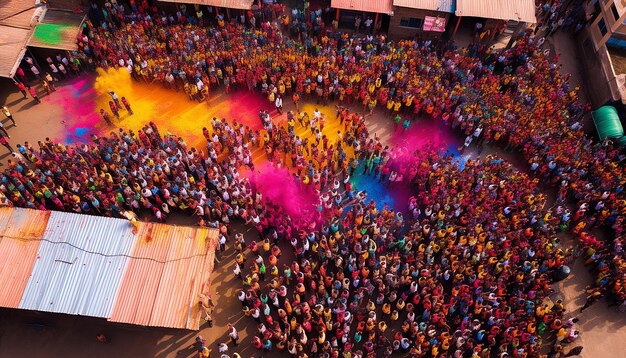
[
  {"left": 455, "top": 0, "right": 536, "bottom": 23},
  {"left": 393, "top": 0, "right": 455, "bottom": 13},
  {"left": 158, "top": 0, "right": 254, "bottom": 10},
  {"left": 19, "top": 212, "right": 136, "bottom": 318},
  {"left": 331, "top": 0, "right": 395, "bottom": 15}
]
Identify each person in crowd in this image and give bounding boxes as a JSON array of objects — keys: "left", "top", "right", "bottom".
[
  {"left": 28, "top": 87, "right": 40, "bottom": 104},
  {"left": 1, "top": 106, "right": 16, "bottom": 126}
]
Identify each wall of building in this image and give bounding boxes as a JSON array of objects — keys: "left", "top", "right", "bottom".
[
  {"left": 587, "top": 0, "right": 626, "bottom": 50},
  {"left": 46, "top": 0, "right": 85, "bottom": 10},
  {"left": 388, "top": 7, "right": 450, "bottom": 39},
  {"left": 579, "top": 30, "right": 620, "bottom": 106}
]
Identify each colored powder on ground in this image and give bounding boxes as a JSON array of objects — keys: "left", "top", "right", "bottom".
[
  {"left": 51, "top": 70, "right": 468, "bottom": 215},
  {"left": 46, "top": 68, "right": 279, "bottom": 145},
  {"left": 294, "top": 102, "right": 356, "bottom": 163},
  {"left": 224, "top": 91, "right": 273, "bottom": 130},
  {"left": 74, "top": 127, "right": 88, "bottom": 136},
  {"left": 246, "top": 162, "right": 319, "bottom": 225},
  {"left": 250, "top": 102, "right": 354, "bottom": 167},
  {"left": 48, "top": 76, "right": 103, "bottom": 143},
  {"left": 381, "top": 120, "right": 473, "bottom": 213},
  {"left": 445, "top": 144, "right": 472, "bottom": 170},
  {"left": 91, "top": 68, "right": 274, "bottom": 148},
  {"left": 349, "top": 163, "right": 395, "bottom": 209},
  {"left": 56, "top": 68, "right": 346, "bottom": 159},
  {"left": 33, "top": 23, "right": 71, "bottom": 45},
  {"left": 348, "top": 161, "right": 414, "bottom": 212},
  {"left": 388, "top": 119, "right": 460, "bottom": 169},
  {"left": 390, "top": 118, "right": 456, "bottom": 153}
]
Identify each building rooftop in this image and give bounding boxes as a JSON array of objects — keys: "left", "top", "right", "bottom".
[{"left": 608, "top": 46, "right": 626, "bottom": 75}]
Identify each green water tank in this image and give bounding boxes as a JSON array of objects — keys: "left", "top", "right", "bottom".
[{"left": 591, "top": 106, "right": 624, "bottom": 140}]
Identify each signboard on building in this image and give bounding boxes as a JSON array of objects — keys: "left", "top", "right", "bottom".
[{"left": 423, "top": 16, "right": 446, "bottom": 32}]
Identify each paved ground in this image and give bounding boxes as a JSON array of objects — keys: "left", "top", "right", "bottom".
[{"left": 0, "top": 34, "right": 625, "bottom": 356}]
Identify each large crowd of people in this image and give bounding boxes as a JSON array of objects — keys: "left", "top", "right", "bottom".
[
  {"left": 240, "top": 147, "right": 582, "bottom": 357},
  {"left": 79, "top": 0, "right": 623, "bottom": 304},
  {"left": 0, "top": 105, "right": 576, "bottom": 357},
  {"left": 2, "top": 0, "right": 625, "bottom": 356}
]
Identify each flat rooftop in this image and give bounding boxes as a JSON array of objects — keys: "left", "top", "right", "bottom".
[{"left": 608, "top": 46, "right": 626, "bottom": 75}]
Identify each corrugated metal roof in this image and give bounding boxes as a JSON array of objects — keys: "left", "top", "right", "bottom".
[
  {"left": 157, "top": 0, "right": 254, "bottom": 10},
  {"left": 393, "top": 0, "right": 455, "bottom": 13},
  {"left": 0, "top": 1, "right": 45, "bottom": 78},
  {"left": 0, "top": 25, "right": 31, "bottom": 78},
  {"left": 331, "top": 0, "right": 394, "bottom": 15},
  {"left": 455, "top": 0, "right": 536, "bottom": 23},
  {"left": 0, "top": 0, "right": 45, "bottom": 29},
  {"left": 28, "top": 9, "right": 85, "bottom": 50},
  {"left": 0, "top": 207, "right": 14, "bottom": 230},
  {"left": 0, "top": 208, "right": 218, "bottom": 330},
  {"left": 19, "top": 212, "right": 136, "bottom": 318},
  {"left": 109, "top": 223, "right": 218, "bottom": 330},
  {"left": 0, "top": 208, "right": 50, "bottom": 308}
]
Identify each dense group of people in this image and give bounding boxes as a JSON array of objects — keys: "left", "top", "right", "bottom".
[
  {"left": 79, "top": 0, "right": 624, "bottom": 305},
  {"left": 0, "top": 104, "right": 577, "bottom": 358},
  {"left": 1, "top": 0, "right": 625, "bottom": 356},
  {"left": 236, "top": 130, "right": 583, "bottom": 357}
]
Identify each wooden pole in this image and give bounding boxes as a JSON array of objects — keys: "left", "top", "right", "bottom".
[
  {"left": 452, "top": 16, "right": 461, "bottom": 37},
  {"left": 335, "top": 8, "right": 340, "bottom": 21},
  {"left": 487, "top": 20, "right": 502, "bottom": 44},
  {"left": 374, "top": 12, "right": 379, "bottom": 32}
]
